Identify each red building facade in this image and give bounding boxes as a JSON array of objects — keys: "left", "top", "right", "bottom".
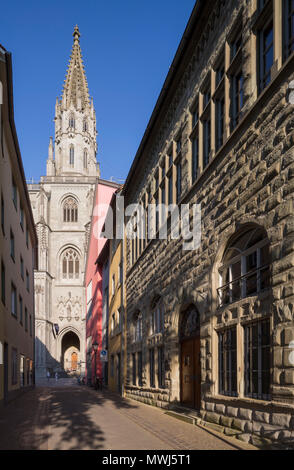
[{"left": 84, "top": 179, "right": 119, "bottom": 384}]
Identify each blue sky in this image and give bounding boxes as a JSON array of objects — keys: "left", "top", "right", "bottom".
[{"left": 1, "top": 0, "right": 195, "bottom": 183}]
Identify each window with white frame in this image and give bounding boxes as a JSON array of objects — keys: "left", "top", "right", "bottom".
[{"left": 218, "top": 227, "right": 270, "bottom": 307}]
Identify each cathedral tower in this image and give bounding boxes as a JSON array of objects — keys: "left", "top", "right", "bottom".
[
  {"left": 47, "top": 25, "right": 99, "bottom": 178},
  {"left": 28, "top": 27, "right": 99, "bottom": 379}
]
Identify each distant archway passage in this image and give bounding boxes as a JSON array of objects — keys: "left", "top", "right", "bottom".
[
  {"left": 180, "top": 305, "right": 201, "bottom": 410},
  {"left": 61, "top": 331, "right": 80, "bottom": 373}
]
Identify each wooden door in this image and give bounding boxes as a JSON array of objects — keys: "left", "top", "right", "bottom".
[
  {"left": 71, "top": 352, "right": 78, "bottom": 370},
  {"left": 181, "top": 337, "right": 201, "bottom": 409}
]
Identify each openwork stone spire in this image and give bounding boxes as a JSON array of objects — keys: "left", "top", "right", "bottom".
[{"left": 61, "top": 25, "right": 90, "bottom": 110}]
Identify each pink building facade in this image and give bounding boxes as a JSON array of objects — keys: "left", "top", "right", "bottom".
[{"left": 84, "top": 179, "right": 119, "bottom": 385}]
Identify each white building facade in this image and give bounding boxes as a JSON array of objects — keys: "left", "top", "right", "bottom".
[{"left": 28, "top": 26, "right": 99, "bottom": 379}]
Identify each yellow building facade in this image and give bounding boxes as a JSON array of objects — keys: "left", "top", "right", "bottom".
[{"left": 108, "top": 235, "right": 124, "bottom": 394}]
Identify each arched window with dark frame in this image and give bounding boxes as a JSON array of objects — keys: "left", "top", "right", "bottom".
[
  {"left": 218, "top": 226, "right": 270, "bottom": 307},
  {"left": 63, "top": 197, "right": 78, "bottom": 223}
]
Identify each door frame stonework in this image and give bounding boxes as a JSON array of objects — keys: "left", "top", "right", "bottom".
[
  {"left": 179, "top": 305, "right": 201, "bottom": 409},
  {"left": 57, "top": 326, "right": 82, "bottom": 370}
]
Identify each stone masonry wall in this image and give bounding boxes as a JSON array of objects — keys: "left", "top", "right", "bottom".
[{"left": 124, "top": 0, "right": 294, "bottom": 445}]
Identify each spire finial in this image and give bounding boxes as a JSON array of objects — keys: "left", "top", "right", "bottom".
[{"left": 73, "top": 25, "right": 80, "bottom": 43}]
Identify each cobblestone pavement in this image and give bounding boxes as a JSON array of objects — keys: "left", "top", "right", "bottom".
[{"left": 0, "top": 381, "right": 257, "bottom": 450}]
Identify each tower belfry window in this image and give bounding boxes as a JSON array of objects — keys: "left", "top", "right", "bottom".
[
  {"left": 83, "top": 119, "right": 88, "bottom": 132},
  {"left": 62, "top": 248, "right": 80, "bottom": 279},
  {"left": 63, "top": 197, "right": 78, "bottom": 222}
]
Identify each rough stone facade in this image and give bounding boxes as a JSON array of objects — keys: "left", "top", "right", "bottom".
[{"left": 123, "top": 0, "right": 294, "bottom": 445}]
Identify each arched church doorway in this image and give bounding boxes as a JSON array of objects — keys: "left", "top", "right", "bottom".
[
  {"left": 180, "top": 305, "right": 201, "bottom": 409},
  {"left": 61, "top": 331, "right": 80, "bottom": 373}
]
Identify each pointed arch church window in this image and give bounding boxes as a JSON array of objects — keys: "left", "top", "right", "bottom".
[
  {"left": 62, "top": 248, "right": 80, "bottom": 279},
  {"left": 83, "top": 119, "right": 88, "bottom": 132},
  {"left": 63, "top": 197, "right": 78, "bottom": 222},
  {"left": 83, "top": 150, "right": 88, "bottom": 169},
  {"left": 69, "top": 146, "right": 74, "bottom": 166}
]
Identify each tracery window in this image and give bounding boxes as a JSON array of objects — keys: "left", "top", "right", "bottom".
[
  {"left": 62, "top": 248, "right": 80, "bottom": 279},
  {"left": 218, "top": 227, "right": 270, "bottom": 307},
  {"left": 63, "top": 197, "right": 78, "bottom": 222}
]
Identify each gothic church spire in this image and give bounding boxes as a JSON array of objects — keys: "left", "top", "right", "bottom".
[{"left": 61, "top": 25, "right": 90, "bottom": 110}]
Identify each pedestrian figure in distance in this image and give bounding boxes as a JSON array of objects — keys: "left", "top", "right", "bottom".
[
  {"left": 55, "top": 371, "right": 58, "bottom": 382},
  {"left": 47, "top": 370, "right": 50, "bottom": 383}
]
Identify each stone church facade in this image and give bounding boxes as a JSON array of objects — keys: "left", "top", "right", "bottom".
[
  {"left": 28, "top": 26, "right": 99, "bottom": 379},
  {"left": 123, "top": 0, "right": 294, "bottom": 445}
]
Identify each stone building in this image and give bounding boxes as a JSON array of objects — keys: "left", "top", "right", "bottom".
[
  {"left": 0, "top": 44, "right": 38, "bottom": 404},
  {"left": 28, "top": 26, "right": 100, "bottom": 379},
  {"left": 122, "top": 0, "right": 294, "bottom": 445}
]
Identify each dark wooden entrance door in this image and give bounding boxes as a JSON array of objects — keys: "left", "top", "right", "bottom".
[{"left": 181, "top": 337, "right": 201, "bottom": 409}]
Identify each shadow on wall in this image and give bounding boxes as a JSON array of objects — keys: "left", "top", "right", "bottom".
[{"left": 35, "top": 337, "right": 79, "bottom": 379}]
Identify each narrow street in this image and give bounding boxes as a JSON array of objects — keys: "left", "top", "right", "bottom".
[{"left": 0, "top": 381, "right": 256, "bottom": 450}]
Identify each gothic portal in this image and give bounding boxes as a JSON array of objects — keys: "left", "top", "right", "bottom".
[{"left": 28, "top": 26, "right": 99, "bottom": 378}]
